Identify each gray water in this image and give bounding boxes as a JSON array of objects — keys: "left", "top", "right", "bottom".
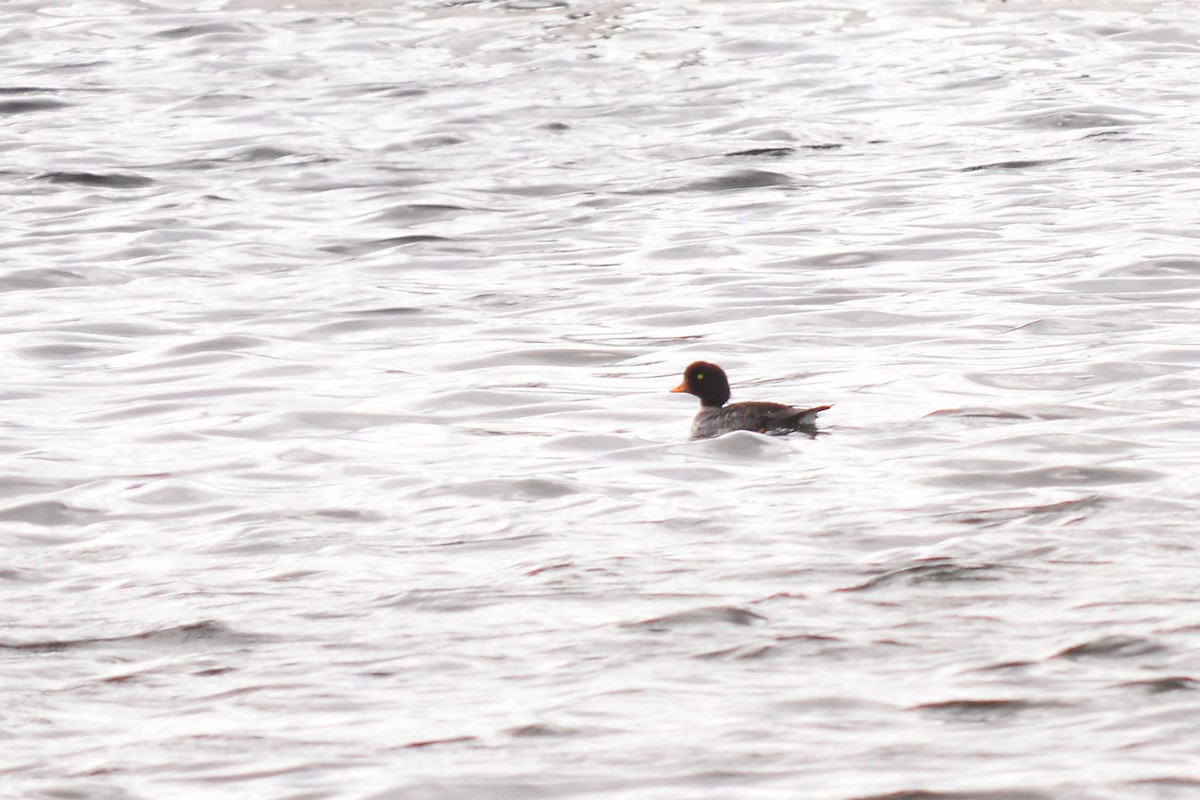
[{"left": 5, "top": 0, "right": 1200, "bottom": 798}]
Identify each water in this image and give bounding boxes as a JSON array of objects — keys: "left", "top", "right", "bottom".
[{"left": 5, "top": 0, "right": 1200, "bottom": 797}]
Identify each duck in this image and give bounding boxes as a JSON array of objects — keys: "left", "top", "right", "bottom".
[{"left": 671, "top": 361, "right": 830, "bottom": 440}]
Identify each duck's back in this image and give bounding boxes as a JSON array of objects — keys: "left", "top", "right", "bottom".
[{"left": 690, "top": 401, "right": 830, "bottom": 440}]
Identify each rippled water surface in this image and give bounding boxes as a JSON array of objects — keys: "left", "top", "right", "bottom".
[{"left": 6, "top": 0, "right": 1200, "bottom": 797}]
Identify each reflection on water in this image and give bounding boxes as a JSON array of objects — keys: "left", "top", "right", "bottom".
[{"left": 5, "top": 0, "right": 1200, "bottom": 798}]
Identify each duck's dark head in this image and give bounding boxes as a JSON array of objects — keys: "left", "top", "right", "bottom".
[{"left": 671, "top": 361, "right": 731, "bottom": 407}]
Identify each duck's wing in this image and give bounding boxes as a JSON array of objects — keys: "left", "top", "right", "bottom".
[
  {"left": 745, "top": 401, "right": 830, "bottom": 433},
  {"left": 690, "top": 402, "right": 831, "bottom": 439}
]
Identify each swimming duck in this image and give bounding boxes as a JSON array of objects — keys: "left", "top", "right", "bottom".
[{"left": 671, "top": 361, "right": 830, "bottom": 440}]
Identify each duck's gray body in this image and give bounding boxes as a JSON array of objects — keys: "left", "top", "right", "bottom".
[{"left": 689, "top": 401, "right": 829, "bottom": 440}]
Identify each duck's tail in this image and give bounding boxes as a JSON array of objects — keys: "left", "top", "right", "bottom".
[{"left": 788, "top": 404, "right": 832, "bottom": 427}]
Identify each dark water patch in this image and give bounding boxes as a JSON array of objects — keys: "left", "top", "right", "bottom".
[
  {"left": 374, "top": 85, "right": 428, "bottom": 99},
  {"left": 627, "top": 606, "right": 767, "bottom": 632},
  {"left": 1004, "top": 317, "right": 1138, "bottom": 337},
  {"left": 508, "top": 723, "right": 579, "bottom": 738},
  {"left": 491, "top": 182, "right": 582, "bottom": 197},
  {"left": 696, "top": 643, "right": 775, "bottom": 660},
  {"left": 451, "top": 347, "right": 627, "bottom": 368},
  {"left": 434, "top": 477, "right": 578, "bottom": 501},
  {"left": 0, "top": 500, "right": 100, "bottom": 527},
  {"left": 0, "top": 621, "right": 245, "bottom": 653},
  {"left": 60, "top": 320, "right": 177, "bottom": 338},
  {"left": 929, "top": 465, "right": 1158, "bottom": 490},
  {"left": 685, "top": 429, "right": 808, "bottom": 460},
  {"left": 315, "top": 507, "right": 378, "bottom": 521},
  {"left": 1118, "top": 676, "right": 1198, "bottom": 694},
  {"left": 541, "top": 433, "right": 643, "bottom": 455},
  {"left": 725, "top": 147, "right": 796, "bottom": 158},
  {"left": 1128, "top": 777, "right": 1200, "bottom": 794},
  {"left": 402, "top": 735, "right": 477, "bottom": 749},
  {"left": 1105, "top": 23, "right": 1200, "bottom": 43},
  {"left": 632, "top": 465, "right": 735, "bottom": 482},
  {"left": 1055, "top": 635, "right": 1164, "bottom": 661},
  {"left": 1052, "top": 276, "right": 1200, "bottom": 296},
  {"left": 83, "top": 400, "right": 204, "bottom": 423},
  {"left": 304, "top": 311, "right": 440, "bottom": 339},
  {"left": 937, "top": 496, "right": 1103, "bottom": 528},
  {"left": 697, "top": 634, "right": 838, "bottom": 661},
  {"left": 1012, "top": 107, "right": 1147, "bottom": 130},
  {"left": 114, "top": 352, "right": 268, "bottom": 376},
  {"left": 418, "top": 388, "right": 550, "bottom": 411},
  {"left": 167, "top": 335, "right": 266, "bottom": 356},
  {"left": 360, "top": 306, "right": 424, "bottom": 316},
  {"left": 684, "top": 169, "right": 793, "bottom": 191},
  {"left": 50, "top": 60, "right": 110, "bottom": 72},
  {"left": 38, "top": 171, "right": 154, "bottom": 189},
  {"left": 169, "top": 92, "right": 254, "bottom": 116},
  {"left": 524, "top": 560, "right": 580, "bottom": 579},
  {"left": 151, "top": 22, "right": 259, "bottom": 39},
  {"left": 925, "top": 407, "right": 1033, "bottom": 421},
  {"left": 1083, "top": 129, "right": 1138, "bottom": 141},
  {"left": 1010, "top": 466, "right": 1158, "bottom": 488},
  {"left": 911, "top": 698, "right": 1063, "bottom": 722},
  {"left": 1112, "top": 258, "right": 1200, "bottom": 277},
  {"left": 818, "top": 309, "right": 936, "bottom": 328},
  {"left": 95, "top": 667, "right": 156, "bottom": 685},
  {"left": 840, "top": 560, "right": 1006, "bottom": 592},
  {"left": 503, "top": 0, "right": 570, "bottom": 9},
  {"left": 285, "top": 410, "right": 412, "bottom": 432},
  {"left": 171, "top": 157, "right": 240, "bottom": 172},
  {"left": 193, "top": 666, "right": 234, "bottom": 677},
  {"left": 960, "top": 159, "right": 1068, "bottom": 172},
  {"left": 18, "top": 343, "right": 122, "bottom": 361},
  {"left": 237, "top": 145, "right": 293, "bottom": 161},
  {"left": 368, "top": 203, "right": 474, "bottom": 223},
  {"left": 387, "top": 134, "right": 466, "bottom": 151},
  {"left": 320, "top": 235, "right": 451, "bottom": 255},
  {"left": 122, "top": 477, "right": 224, "bottom": 508},
  {"left": 796, "top": 250, "right": 881, "bottom": 269},
  {"left": 0, "top": 567, "right": 42, "bottom": 582},
  {"left": 268, "top": 570, "right": 323, "bottom": 583},
  {"left": 0, "top": 476, "right": 79, "bottom": 501},
  {"left": 0, "top": 98, "right": 67, "bottom": 114},
  {"left": 379, "top": 588, "right": 493, "bottom": 612},
  {"left": 962, "top": 372, "right": 1090, "bottom": 392},
  {"left": 940, "top": 73, "right": 1006, "bottom": 92},
  {"left": 973, "top": 660, "right": 1037, "bottom": 673},
  {"left": 0, "top": 268, "right": 88, "bottom": 291}
]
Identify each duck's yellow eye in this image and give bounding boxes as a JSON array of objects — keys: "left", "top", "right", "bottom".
[{"left": 696, "top": 373, "right": 704, "bottom": 380}]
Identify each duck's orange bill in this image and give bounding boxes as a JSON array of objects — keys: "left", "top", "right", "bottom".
[{"left": 670, "top": 383, "right": 687, "bottom": 393}]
